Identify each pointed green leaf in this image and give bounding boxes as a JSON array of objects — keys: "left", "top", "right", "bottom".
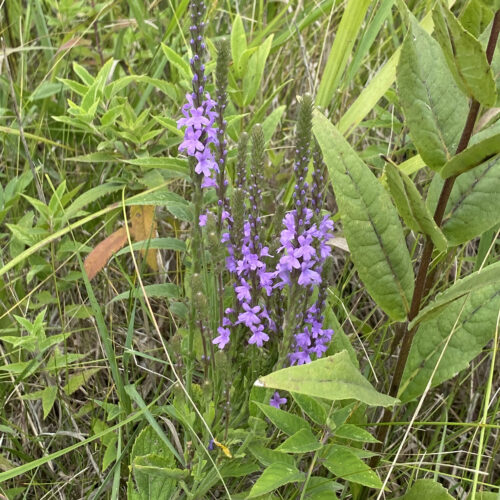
[
  {"left": 440, "top": 135, "right": 500, "bottom": 178},
  {"left": 400, "top": 282, "right": 500, "bottom": 401},
  {"left": 433, "top": 3, "right": 497, "bottom": 106},
  {"left": 291, "top": 393, "right": 327, "bottom": 426},
  {"left": 316, "top": 0, "right": 372, "bottom": 108},
  {"left": 385, "top": 162, "right": 447, "bottom": 251},
  {"left": 256, "top": 351, "right": 398, "bottom": 407},
  {"left": 247, "top": 463, "right": 305, "bottom": 498},
  {"left": 230, "top": 15, "right": 247, "bottom": 78},
  {"left": 253, "top": 401, "right": 310, "bottom": 436},
  {"left": 395, "top": 479, "right": 454, "bottom": 500},
  {"left": 276, "top": 428, "right": 322, "bottom": 453},
  {"left": 397, "top": 18, "right": 468, "bottom": 169},
  {"left": 110, "top": 284, "right": 179, "bottom": 304},
  {"left": 160, "top": 44, "right": 191, "bottom": 80},
  {"left": 429, "top": 155, "right": 500, "bottom": 246},
  {"left": 334, "top": 424, "right": 379, "bottom": 443},
  {"left": 313, "top": 111, "right": 414, "bottom": 321},
  {"left": 410, "top": 261, "right": 500, "bottom": 329},
  {"left": 322, "top": 445, "right": 383, "bottom": 489},
  {"left": 243, "top": 35, "right": 273, "bottom": 106}
]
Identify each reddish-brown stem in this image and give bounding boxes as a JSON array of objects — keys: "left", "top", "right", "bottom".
[{"left": 366, "top": 9, "right": 500, "bottom": 478}]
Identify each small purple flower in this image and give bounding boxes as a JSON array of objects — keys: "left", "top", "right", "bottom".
[
  {"left": 235, "top": 278, "right": 251, "bottom": 302},
  {"left": 199, "top": 213, "right": 208, "bottom": 226},
  {"left": 238, "top": 303, "right": 261, "bottom": 327},
  {"left": 195, "top": 148, "right": 218, "bottom": 177},
  {"left": 179, "top": 127, "right": 203, "bottom": 155},
  {"left": 270, "top": 392, "right": 287, "bottom": 408},
  {"left": 248, "top": 324, "right": 269, "bottom": 347},
  {"left": 213, "top": 326, "right": 230, "bottom": 349},
  {"left": 298, "top": 262, "right": 321, "bottom": 286}
]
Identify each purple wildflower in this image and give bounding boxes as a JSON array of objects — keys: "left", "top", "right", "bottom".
[{"left": 270, "top": 391, "right": 287, "bottom": 409}]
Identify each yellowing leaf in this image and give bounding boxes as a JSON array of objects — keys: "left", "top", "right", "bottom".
[
  {"left": 213, "top": 439, "right": 232, "bottom": 458},
  {"left": 130, "top": 205, "right": 158, "bottom": 272}
]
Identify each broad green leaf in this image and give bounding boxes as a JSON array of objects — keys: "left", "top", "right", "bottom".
[
  {"left": 313, "top": 112, "right": 414, "bottom": 320},
  {"left": 110, "top": 284, "right": 179, "bottom": 304},
  {"left": 440, "top": 135, "right": 500, "bottom": 178},
  {"left": 276, "top": 428, "right": 322, "bottom": 453},
  {"left": 400, "top": 282, "right": 500, "bottom": 401},
  {"left": 127, "top": 427, "right": 180, "bottom": 500},
  {"left": 316, "top": 0, "right": 371, "bottom": 108},
  {"left": 29, "top": 82, "right": 63, "bottom": 101},
  {"left": 247, "top": 443, "right": 295, "bottom": 467},
  {"left": 256, "top": 351, "right": 398, "bottom": 407},
  {"left": 231, "top": 15, "right": 247, "bottom": 78},
  {"left": 385, "top": 162, "right": 447, "bottom": 251},
  {"left": 243, "top": 35, "right": 273, "bottom": 106},
  {"left": 410, "top": 261, "right": 500, "bottom": 328},
  {"left": 125, "top": 189, "right": 187, "bottom": 206},
  {"left": 433, "top": 3, "right": 497, "bottom": 106},
  {"left": 395, "top": 479, "right": 454, "bottom": 500},
  {"left": 160, "top": 44, "right": 191, "bottom": 80},
  {"left": 428, "top": 155, "right": 500, "bottom": 246},
  {"left": 253, "top": 401, "right": 310, "bottom": 436},
  {"left": 291, "top": 392, "right": 327, "bottom": 426},
  {"left": 460, "top": 0, "right": 494, "bottom": 37},
  {"left": 334, "top": 424, "right": 379, "bottom": 443},
  {"left": 247, "top": 463, "right": 305, "bottom": 498},
  {"left": 397, "top": 17, "right": 468, "bottom": 169},
  {"left": 303, "top": 477, "right": 343, "bottom": 499},
  {"left": 322, "top": 445, "right": 383, "bottom": 489}
]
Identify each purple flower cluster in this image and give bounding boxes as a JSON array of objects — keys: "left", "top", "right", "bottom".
[
  {"left": 215, "top": 221, "right": 275, "bottom": 350},
  {"left": 289, "top": 303, "right": 334, "bottom": 365},
  {"left": 178, "top": 93, "right": 219, "bottom": 188},
  {"left": 275, "top": 208, "right": 333, "bottom": 289}
]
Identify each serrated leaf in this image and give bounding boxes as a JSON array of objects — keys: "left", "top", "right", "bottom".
[
  {"left": 400, "top": 282, "right": 500, "bottom": 402},
  {"left": 429, "top": 155, "right": 500, "bottom": 246},
  {"left": 313, "top": 111, "right": 414, "bottom": 320},
  {"left": 385, "top": 162, "right": 447, "bottom": 251},
  {"left": 253, "top": 401, "right": 310, "bottom": 436},
  {"left": 410, "top": 261, "right": 500, "bottom": 328},
  {"left": 322, "top": 445, "right": 383, "bottom": 489},
  {"left": 397, "top": 17, "right": 468, "bottom": 169},
  {"left": 276, "top": 428, "right": 322, "bottom": 453},
  {"left": 257, "top": 351, "right": 398, "bottom": 407},
  {"left": 433, "top": 3, "right": 497, "bottom": 106},
  {"left": 440, "top": 135, "right": 500, "bottom": 178},
  {"left": 247, "top": 463, "right": 305, "bottom": 498},
  {"left": 395, "top": 479, "right": 454, "bottom": 500}
]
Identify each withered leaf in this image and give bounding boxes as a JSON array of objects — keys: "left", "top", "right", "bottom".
[
  {"left": 129, "top": 205, "right": 158, "bottom": 272},
  {"left": 84, "top": 227, "right": 127, "bottom": 280}
]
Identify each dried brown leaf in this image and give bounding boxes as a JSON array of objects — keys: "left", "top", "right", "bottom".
[
  {"left": 84, "top": 227, "right": 128, "bottom": 280},
  {"left": 129, "top": 205, "right": 158, "bottom": 272}
]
